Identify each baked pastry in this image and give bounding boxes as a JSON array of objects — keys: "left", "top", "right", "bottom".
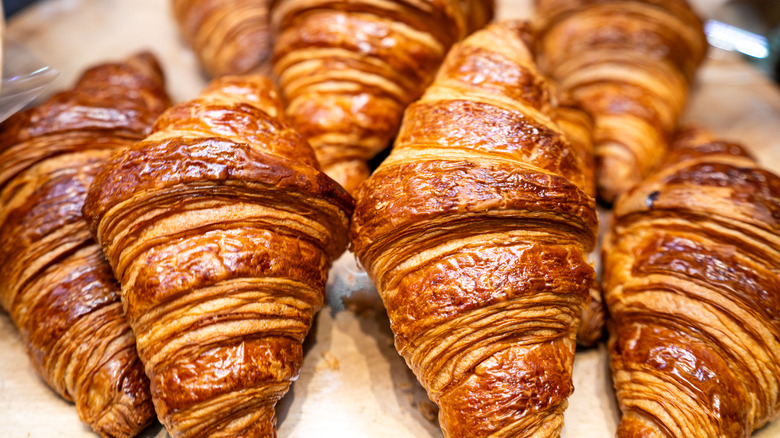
[
  {"left": 551, "top": 95, "right": 604, "bottom": 346},
  {"left": 604, "top": 126, "right": 780, "bottom": 437},
  {"left": 172, "top": 0, "right": 272, "bottom": 77},
  {"left": 535, "top": 0, "right": 708, "bottom": 202},
  {"left": 0, "top": 53, "right": 171, "bottom": 438},
  {"left": 351, "top": 21, "right": 597, "bottom": 437},
  {"left": 271, "top": 0, "right": 495, "bottom": 193},
  {"left": 83, "top": 75, "right": 353, "bottom": 437},
  {"left": 578, "top": 278, "right": 605, "bottom": 347}
]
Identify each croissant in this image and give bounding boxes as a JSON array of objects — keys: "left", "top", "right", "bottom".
[
  {"left": 534, "top": 0, "right": 708, "bottom": 202},
  {"left": 271, "top": 0, "right": 495, "bottom": 193},
  {"left": 83, "top": 75, "right": 353, "bottom": 437},
  {"left": 550, "top": 95, "right": 605, "bottom": 347},
  {"left": 172, "top": 0, "right": 272, "bottom": 77},
  {"left": 351, "top": 21, "right": 597, "bottom": 437},
  {"left": 0, "top": 53, "right": 171, "bottom": 438},
  {"left": 603, "top": 126, "right": 780, "bottom": 437}
]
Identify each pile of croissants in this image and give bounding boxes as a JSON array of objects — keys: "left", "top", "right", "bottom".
[{"left": 1, "top": 0, "right": 779, "bottom": 437}]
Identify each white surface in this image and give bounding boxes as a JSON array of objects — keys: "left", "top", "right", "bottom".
[{"left": 3, "top": 0, "right": 780, "bottom": 437}]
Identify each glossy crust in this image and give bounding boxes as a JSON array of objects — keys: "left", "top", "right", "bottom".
[
  {"left": 172, "top": 0, "right": 272, "bottom": 77},
  {"left": 603, "top": 126, "right": 780, "bottom": 437},
  {"left": 83, "top": 75, "right": 353, "bottom": 438},
  {"left": 351, "top": 21, "right": 597, "bottom": 437},
  {"left": 0, "top": 53, "right": 171, "bottom": 438},
  {"left": 551, "top": 94, "right": 604, "bottom": 346},
  {"left": 271, "top": 0, "right": 495, "bottom": 193},
  {"left": 534, "top": 0, "right": 707, "bottom": 202}
]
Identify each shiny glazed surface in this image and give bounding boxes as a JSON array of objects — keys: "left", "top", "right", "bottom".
[
  {"left": 172, "top": 0, "right": 272, "bottom": 77},
  {"left": 551, "top": 98, "right": 605, "bottom": 347},
  {"left": 351, "top": 21, "right": 598, "bottom": 437},
  {"left": 0, "top": 53, "right": 171, "bottom": 438},
  {"left": 604, "top": 126, "right": 780, "bottom": 437},
  {"left": 83, "top": 75, "right": 353, "bottom": 437},
  {"left": 534, "top": 0, "right": 708, "bottom": 202},
  {"left": 271, "top": 0, "right": 494, "bottom": 193}
]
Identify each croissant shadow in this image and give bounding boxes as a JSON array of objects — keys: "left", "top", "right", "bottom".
[
  {"left": 324, "top": 251, "right": 443, "bottom": 437},
  {"left": 347, "top": 290, "right": 444, "bottom": 437},
  {"left": 603, "top": 346, "right": 620, "bottom": 428},
  {"left": 275, "top": 314, "right": 318, "bottom": 428},
  {"left": 134, "top": 420, "right": 166, "bottom": 437}
]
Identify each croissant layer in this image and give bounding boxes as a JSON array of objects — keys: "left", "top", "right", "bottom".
[
  {"left": 84, "top": 75, "right": 353, "bottom": 437},
  {"left": 351, "top": 21, "right": 597, "bottom": 437},
  {"left": 0, "top": 53, "right": 171, "bottom": 438},
  {"left": 604, "top": 126, "right": 780, "bottom": 437},
  {"left": 172, "top": 0, "right": 272, "bottom": 77},
  {"left": 535, "top": 0, "right": 707, "bottom": 202},
  {"left": 271, "top": 0, "right": 494, "bottom": 193}
]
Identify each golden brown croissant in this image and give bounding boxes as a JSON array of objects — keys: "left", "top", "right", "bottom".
[
  {"left": 351, "top": 21, "right": 597, "bottom": 437},
  {"left": 271, "top": 0, "right": 495, "bottom": 193},
  {"left": 550, "top": 95, "right": 605, "bottom": 347},
  {"left": 604, "top": 126, "right": 780, "bottom": 437},
  {"left": 534, "top": 0, "right": 708, "bottom": 203},
  {"left": 172, "top": 0, "right": 272, "bottom": 77},
  {"left": 0, "top": 53, "right": 171, "bottom": 438},
  {"left": 83, "top": 75, "right": 353, "bottom": 437}
]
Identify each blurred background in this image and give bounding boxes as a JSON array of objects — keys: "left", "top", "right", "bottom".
[
  {"left": 704, "top": 0, "right": 780, "bottom": 82},
  {"left": 4, "top": 0, "right": 33, "bottom": 17},
  {"left": 3, "top": 0, "right": 780, "bottom": 83}
]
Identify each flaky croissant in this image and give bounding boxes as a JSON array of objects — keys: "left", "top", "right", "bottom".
[
  {"left": 172, "top": 0, "right": 272, "bottom": 77},
  {"left": 271, "top": 0, "right": 494, "bottom": 193},
  {"left": 351, "top": 21, "right": 597, "bottom": 437},
  {"left": 604, "top": 126, "right": 780, "bottom": 437},
  {"left": 0, "top": 53, "right": 171, "bottom": 438},
  {"left": 83, "top": 75, "right": 353, "bottom": 437},
  {"left": 534, "top": 0, "right": 707, "bottom": 203},
  {"left": 551, "top": 94, "right": 605, "bottom": 346}
]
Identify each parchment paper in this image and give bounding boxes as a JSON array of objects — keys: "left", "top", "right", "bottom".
[{"left": 2, "top": 0, "right": 779, "bottom": 436}]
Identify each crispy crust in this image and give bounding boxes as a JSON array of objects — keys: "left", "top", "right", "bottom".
[
  {"left": 172, "top": 0, "right": 272, "bottom": 77},
  {"left": 535, "top": 0, "right": 707, "bottom": 202},
  {"left": 0, "top": 52, "right": 170, "bottom": 438},
  {"left": 604, "top": 126, "right": 780, "bottom": 437},
  {"left": 351, "top": 21, "right": 597, "bottom": 437},
  {"left": 271, "top": 0, "right": 495, "bottom": 193},
  {"left": 83, "top": 74, "right": 353, "bottom": 437}
]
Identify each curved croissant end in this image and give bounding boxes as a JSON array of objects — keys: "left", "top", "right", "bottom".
[
  {"left": 0, "top": 52, "right": 171, "bottom": 438},
  {"left": 604, "top": 126, "right": 780, "bottom": 437},
  {"left": 172, "top": 0, "right": 272, "bottom": 77},
  {"left": 84, "top": 74, "right": 353, "bottom": 437},
  {"left": 271, "top": 0, "right": 495, "bottom": 193},
  {"left": 535, "top": 0, "right": 707, "bottom": 203},
  {"left": 351, "top": 21, "right": 597, "bottom": 437}
]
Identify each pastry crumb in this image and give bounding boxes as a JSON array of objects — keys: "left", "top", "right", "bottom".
[
  {"left": 320, "top": 351, "right": 340, "bottom": 370},
  {"left": 417, "top": 400, "right": 438, "bottom": 422}
]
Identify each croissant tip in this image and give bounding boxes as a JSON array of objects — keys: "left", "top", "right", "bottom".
[
  {"left": 123, "top": 51, "right": 166, "bottom": 85},
  {"left": 616, "top": 411, "right": 668, "bottom": 438}
]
